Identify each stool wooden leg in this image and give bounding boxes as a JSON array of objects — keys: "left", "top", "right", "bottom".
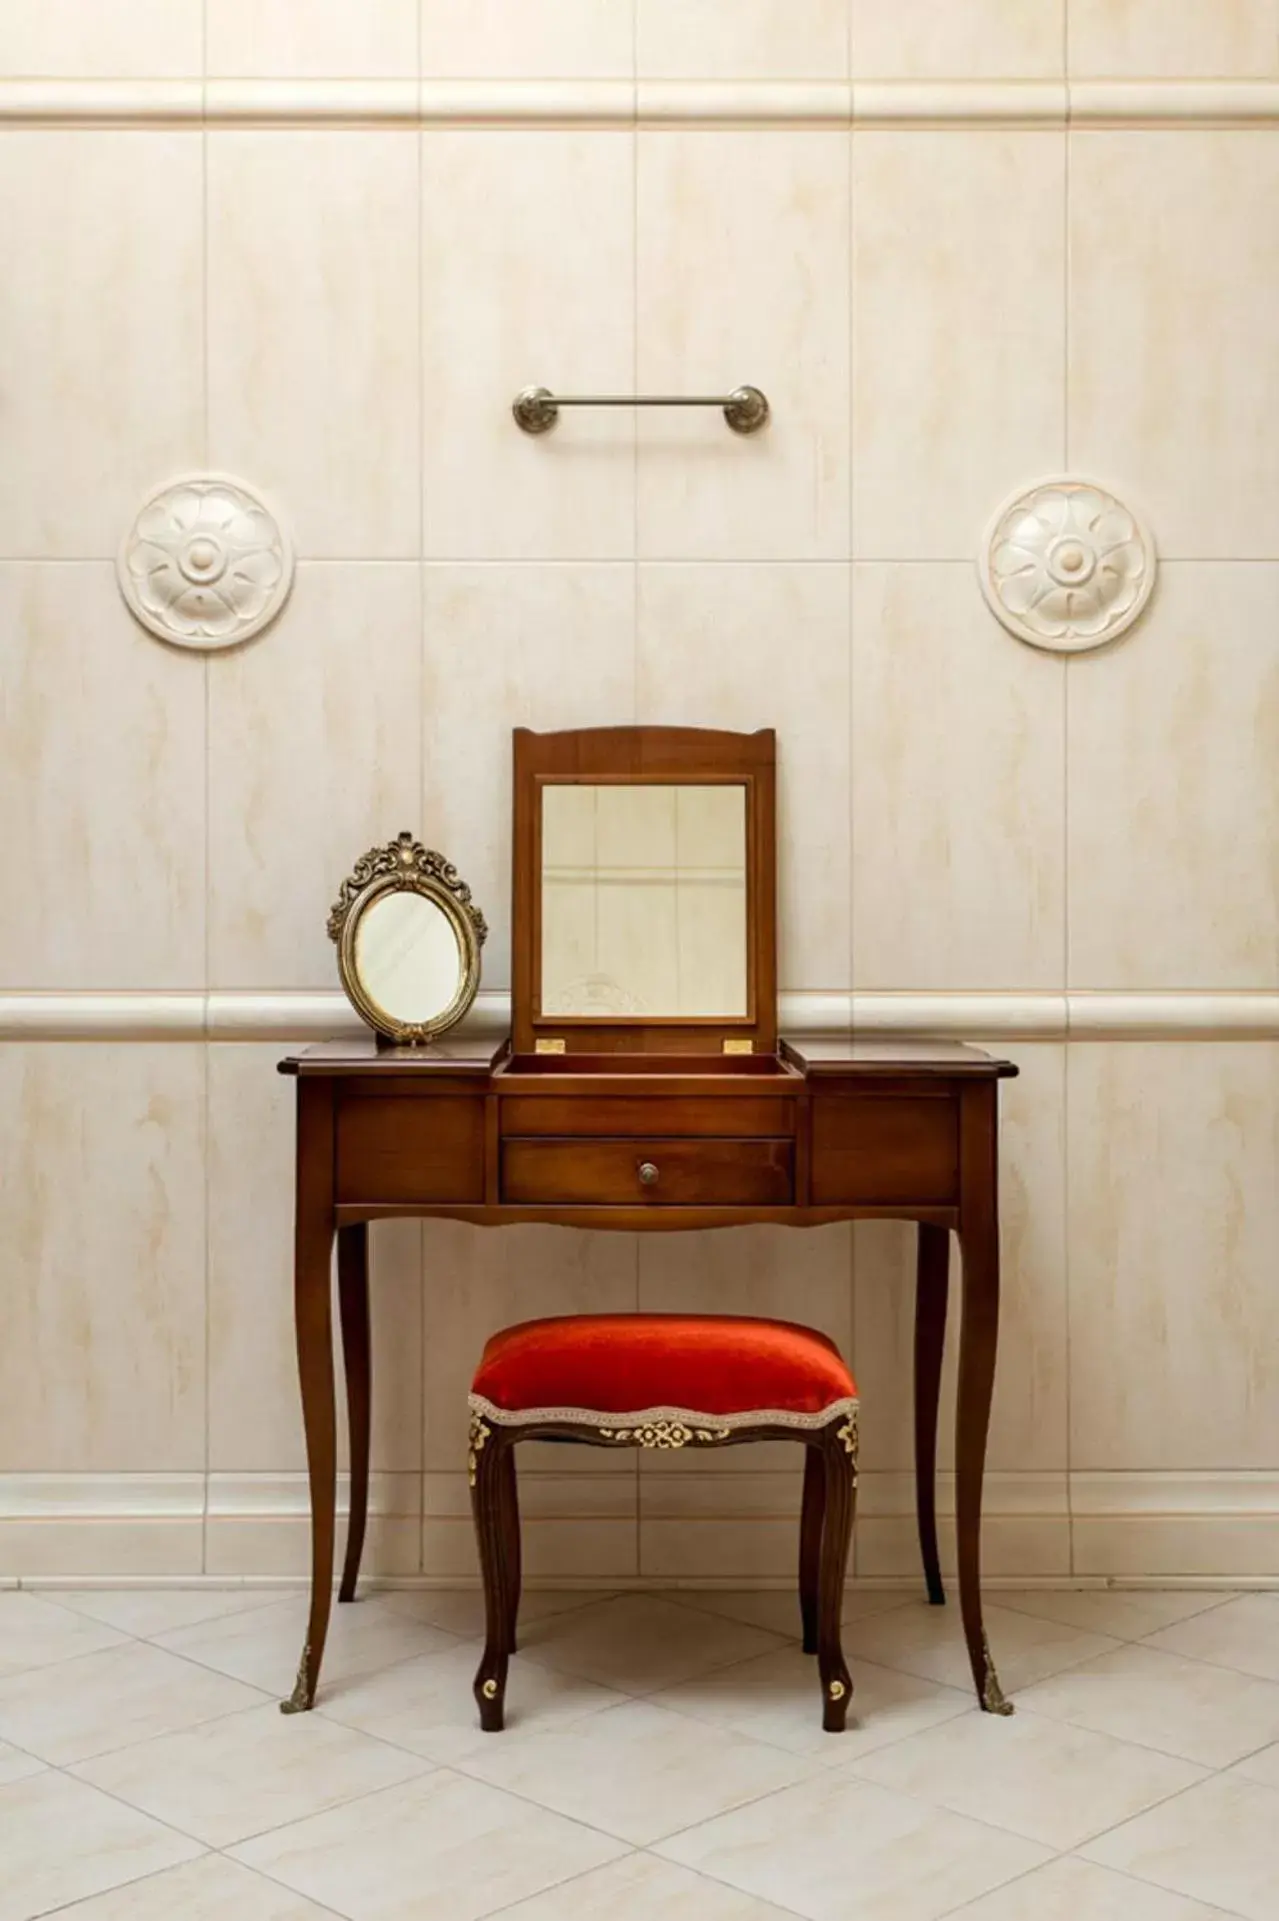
[
  {"left": 816, "top": 1425, "right": 856, "bottom": 1734},
  {"left": 471, "top": 1422, "right": 513, "bottom": 1731},
  {"left": 799, "top": 1443, "right": 825, "bottom": 1655},
  {"left": 497, "top": 1442, "right": 522, "bottom": 1655}
]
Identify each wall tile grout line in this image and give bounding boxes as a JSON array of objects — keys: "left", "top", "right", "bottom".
[
  {"left": 1061, "top": 100, "right": 1074, "bottom": 1582},
  {"left": 200, "top": 0, "right": 212, "bottom": 1581}
]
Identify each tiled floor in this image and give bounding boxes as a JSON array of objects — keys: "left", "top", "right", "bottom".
[{"left": 1, "top": 1584, "right": 1276, "bottom": 1919}]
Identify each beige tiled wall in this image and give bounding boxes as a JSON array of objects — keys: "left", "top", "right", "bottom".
[{"left": 1, "top": 0, "right": 1277, "bottom": 1583}]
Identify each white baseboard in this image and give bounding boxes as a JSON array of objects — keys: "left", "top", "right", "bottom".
[{"left": 3, "top": 1470, "right": 1278, "bottom": 1583}]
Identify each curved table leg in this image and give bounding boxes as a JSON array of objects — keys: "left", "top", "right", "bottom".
[
  {"left": 338, "top": 1223, "right": 371, "bottom": 1605},
  {"left": 282, "top": 1080, "right": 337, "bottom": 1715},
  {"left": 956, "top": 1083, "right": 1013, "bottom": 1715},
  {"left": 914, "top": 1223, "right": 949, "bottom": 1607}
]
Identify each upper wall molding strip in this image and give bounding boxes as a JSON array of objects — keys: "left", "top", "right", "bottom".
[
  {"left": 2, "top": 78, "right": 1278, "bottom": 130},
  {"left": 1, "top": 991, "right": 1277, "bottom": 1043}
]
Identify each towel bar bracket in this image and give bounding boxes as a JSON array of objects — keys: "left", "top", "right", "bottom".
[{"left": 512, "top": 384, "right": 769, "bottom": 436}]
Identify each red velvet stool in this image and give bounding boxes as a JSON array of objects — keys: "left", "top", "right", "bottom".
[{"left": 468, "top": 1312, "right": 860, "bottom": 1734}]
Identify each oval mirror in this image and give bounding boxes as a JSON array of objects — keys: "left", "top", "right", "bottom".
[{"left": 328, "top": 832, "right": 487, "bottom": 1045}]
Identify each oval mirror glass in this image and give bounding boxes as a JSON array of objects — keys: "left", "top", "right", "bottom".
[{"left": 354, "top": 891, "right": 464, "bottom": 1027}]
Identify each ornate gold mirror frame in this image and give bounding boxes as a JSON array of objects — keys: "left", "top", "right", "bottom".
[{"left": 328, "top": 832, "right": 487, "bottom": 1046}]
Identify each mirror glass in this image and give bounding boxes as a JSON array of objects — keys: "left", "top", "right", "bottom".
[
  {"left": 354, "top": 891, "right": 464, "bottom": 1025},
  {"left": 540, "top": 783, "right": 747, "bottom": 1018}
]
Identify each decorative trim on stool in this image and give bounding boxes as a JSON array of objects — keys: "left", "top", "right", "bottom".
[
  {"left": 467, "top": 1411, "right": 491, "bottom": 1488},
  {"left": 468, "top": 1392, "right": 860, "bottom": 1444}
]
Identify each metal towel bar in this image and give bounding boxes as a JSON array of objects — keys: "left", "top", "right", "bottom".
[{"left": 512, "top": 384, "right": 769, "bottom": 436}]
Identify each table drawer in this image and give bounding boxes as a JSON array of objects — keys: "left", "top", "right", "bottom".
[
  {"left": 810, "top": 1096, "right": 958, "bottom": 1205},
  {"left": 501, "top": 1096, "right": 794, "bottom": 1139},
  {"left": 336, "top": 1095, "right": 485, "bottom": 1203},
  {"left": 502, "top": 1137, "right": 794, "bottom": 1207}
]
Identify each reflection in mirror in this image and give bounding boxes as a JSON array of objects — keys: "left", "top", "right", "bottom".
[
  {"left": 355, "top": 891, "right": 463, "bottom": 1025},
  {"left": 541, "top": 783, "right": 747, "bottom": 1018}
]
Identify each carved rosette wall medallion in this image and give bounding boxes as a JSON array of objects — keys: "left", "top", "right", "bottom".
[
  {"left": 117, "top": 474, "right": 294, "bottom": 650},
  {"left": 979, "top": 478, "right": 1156, "bottom": 653}
]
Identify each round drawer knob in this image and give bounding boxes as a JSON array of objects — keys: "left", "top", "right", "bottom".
[{"left": 638, "top": 1161, "right": 659, "bottom": 1187}]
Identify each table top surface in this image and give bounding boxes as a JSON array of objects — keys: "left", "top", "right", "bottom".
[{"left": 278, "top": 1034, "right": 1017, "bottom": 1078}]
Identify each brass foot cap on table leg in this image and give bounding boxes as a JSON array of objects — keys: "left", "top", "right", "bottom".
[
  {"left": 980, "top": 1640, "right": 1014, "bottom": 1716},
  {"left": 280, "top": 1646, "right": 314, "bottom": 1714}
]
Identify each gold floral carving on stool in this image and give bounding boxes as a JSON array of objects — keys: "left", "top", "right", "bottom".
[
  {"left": 836, "top": 1408, "right": 860, "bottom": 1483},
  {"left": 600, "top": 1420, "right": 732, "bottom": 1450},
  {"left": 468, "top": 1413, "right": 491, "bottom": 1487}
]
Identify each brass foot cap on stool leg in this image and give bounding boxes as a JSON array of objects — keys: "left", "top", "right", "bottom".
[
  {"left": 821, "top": 1675, "right": 851, "bottom": 1734},
  {"left": 476, "top": 1675, "right": 506, "bottom": 1732}
]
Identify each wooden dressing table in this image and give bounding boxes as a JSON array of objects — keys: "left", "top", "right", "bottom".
[{"left": 279, "top": 727, "right": 1018, "bottom": 1718}]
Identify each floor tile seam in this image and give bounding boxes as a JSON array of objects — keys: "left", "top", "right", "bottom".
[
  {"left": 597, "top": 1849, "right": 815, "bottom": 1921},
  {"left": 130, "top": 1593, "right": 309, "bottom": 1640},
  {"left": 1072, "top": 1830, "right": 1258, "bottom": 1917},
  {"left": 450, "top": 1738, "right": 816, "bottom": 1852},
  {"left": 629, "top": 1650, "right": 973, "bottom": 1749},
  {"left": 627, "top": 1684, "right": 970, "bottom": 1771},
  {"left": 171, "top": 1750, "right": 442, "bottom": 1854},
  {"left": 652, "top": 1820, "right": 1053, "bottom": 1921},
  {"left": 1005, "top": 1694, "right": 1268, "bottom": 1771},
  {"left": 0, "top": 1636, "right": 135, "bottom": 1686},
  {"left": 44, "top": 1753, "right": 223, "bottom": 1856},
  {"left": 837, "top": 1625, "right": 1123, "bottom": 1696},
  {"left": 1054, "top": 1852, "right": 1250, "bottom": 1921},
  {"left": 1219, "top": 1732, "right": 1279, "bottom": 1775},
  {"left": 651, "top": 1588, "right": 806, "bottom": 1633},
  {"left": 1039, "top": 1631, "right": 1279, "bottom": 1690},
  {"left": 42, "top": 1692, "right": 279, "bottom": 1775},
  {"left": 11, "top": 1588, "right": 148, "bottom": 1629},
  {"left": 603, "top": 1679, "right": 834, "bottom": 1760},
  {"left": 312, "top": 1685, "right": 622, "bottom": 1765},
  {"left": 453, "top": 1675, "right": 821, "bottom": 1775},
  {"left": 770, "top": 1752, "right": 1076, "bottom": 1854},
  {"left": 840, "top": 1720, "right": 1215, "bottom": 1854},
  {"left": 507, "top": 1632, "right": 793, "bottom": 1698},
  {"left": 471, "top": 1848, "right": 649, "bottom": 1921},
  {"left": 206, "top": 1847, "right": 356, "bottom": 1921},
  {"left": 63, "top": 1700, "right": 444, "bottom": 1841},
  {"left": 36, "top": 1849, "right": 219, "bottom": 1921},
  {"left": 0, "top": 1725, "right": 60, "bottom": 1775},
  {"left": 929, "top": 1847, "right": 1075, "bottom": 1921},
  {"left": 1125, "top": 1635, "right": 1279, "bottom": 1688},
  {"left": 147, "top": 1623, "right": 470, "bottom": 1700},
  {"left": 990, "top": 1590, "right": 1240, "bottom": 1638},
  {"left": 371, "top": 1757, "right": 651, "bottom": 1852},
  {"left": 62, "top": 1691, "right": 279, "bottom": 1771},
  {"left": 658, "top": 1587, "right": 913, "bottom": 1633}
]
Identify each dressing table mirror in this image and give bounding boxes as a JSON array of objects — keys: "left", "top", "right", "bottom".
[
  {"left": 279, "top": 725, "right": 1018, "bottom": 1722},
  {"left": 512, "top": 725, "right": 772, "bottom": 1056}
]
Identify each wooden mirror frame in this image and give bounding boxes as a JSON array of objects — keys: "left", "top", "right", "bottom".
[{"left": 511, "top": 725, "right": 777, "bottom": 1057}]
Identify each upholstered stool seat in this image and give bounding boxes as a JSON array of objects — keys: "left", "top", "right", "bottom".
[{"left": 468, "top": 1312, "right": 859, "bottom": 1734}]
